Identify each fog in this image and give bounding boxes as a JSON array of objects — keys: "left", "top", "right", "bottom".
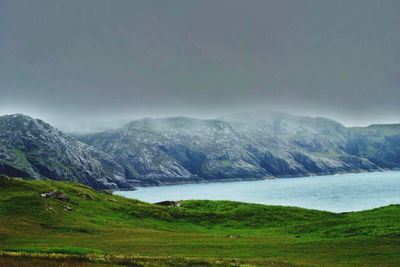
[{"left": 1, "top": 0, "right": 399, "bottom": 132}]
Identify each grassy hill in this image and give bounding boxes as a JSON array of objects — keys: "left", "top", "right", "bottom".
[{"left": 1, "top": 175, "right": 400, "bottom": 266}]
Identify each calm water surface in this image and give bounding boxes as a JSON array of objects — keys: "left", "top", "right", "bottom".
[{"left": 116, "top": 171, "right": 400, "bottom": 212}]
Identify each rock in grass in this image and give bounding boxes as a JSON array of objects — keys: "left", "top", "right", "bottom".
[
  {"left": 40, "top": 190, "right": 70, "bottom": 201},
  {"left": 226, "top": 234, "right": 241, "bottom": 239},
  {"left": 156, "top": 201, "right": 181, "bottom": 208}
]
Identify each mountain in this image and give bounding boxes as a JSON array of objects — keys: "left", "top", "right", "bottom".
[
  {"left": 78, "top": 111, "right": 396, "bottom": 186},
  {"left": 0, "top": 114, "right": 132, "bottom": 189},
  {"left": 1, "top": 112, "right": 399, "bottom": 188},
  {"left": 346, "top": 124, "right": 400, "bottom": 168}
]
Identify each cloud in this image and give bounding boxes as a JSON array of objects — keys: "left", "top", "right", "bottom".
[{"left": 0, "top": 0, "right": 399, "bottom": 130}]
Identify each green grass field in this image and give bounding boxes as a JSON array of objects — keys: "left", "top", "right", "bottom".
[{"left": 1, "top": 175, "right": 400, "bottom": 266}]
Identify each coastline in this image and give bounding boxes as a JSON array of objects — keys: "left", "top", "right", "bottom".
[
  {"left": 115, "top": 168, "right": 391, "bottom": 191},
  {"left": 114, "top": 170, "right": 400, "bottom": 213}
]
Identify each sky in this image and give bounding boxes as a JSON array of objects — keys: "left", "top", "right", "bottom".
[{"left": 0, "top": 0, "right": 399, "bottom": 132}]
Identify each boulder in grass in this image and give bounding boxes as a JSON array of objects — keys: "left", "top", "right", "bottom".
[
  {"left": 155, "top": 200, "right": 181, "bottom": 208},
  {"left": 40, "top": 190, "right": 70, "bottom": 201}
]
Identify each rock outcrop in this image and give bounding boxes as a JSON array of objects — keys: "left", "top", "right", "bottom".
[
  {"left": 0, "top": 114, "right": 132, "bottom": 189},
  {"left": 2, "top": 112, "right": 399, "bottom": 188},
  {"left": 78, "top": 111, "right": 397, "bottom": 186}
]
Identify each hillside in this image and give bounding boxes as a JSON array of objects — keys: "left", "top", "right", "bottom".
[
  {"left": 0, "top": 114, "right": 132, "bottom": 189},
  {"left": 78, "top": 111, "right": 398, "bottom": 186},
  {"left": 1, "top": 112, "right": 399, "bottom": 188},
  {"left": 1, "top": 175, "right": 399, "bottom": 266},
  {"left": 347, "top": 124, "right": 400, "bottom": 168}
]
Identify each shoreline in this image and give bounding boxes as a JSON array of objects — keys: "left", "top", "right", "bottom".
[
  {"left": 114, "top": 170, "right": 400, "bottom": 213},
  {"left": 116, "top": 168, "right": 392, "bottom": 191}
]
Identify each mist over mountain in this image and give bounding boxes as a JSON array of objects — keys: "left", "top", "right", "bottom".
[
  {"left": 77, "top": 111, "right": 399, "bottom": 186},
  {"left": 0, "top": 111, "right": 398, "bottom": 188},
  {"left": 1, "top": 1, "right": 400, "bottom": 265},
  {"left": 2, "top": 1, "right": 400, "bottom": 129}
]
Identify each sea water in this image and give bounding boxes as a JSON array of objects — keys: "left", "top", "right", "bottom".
[{"left": 116, "top": 171, "right": 400, "bottom": 212}]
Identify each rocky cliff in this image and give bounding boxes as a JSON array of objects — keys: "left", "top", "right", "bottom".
[
  {"left": 78, "top": 111, "right": 395, "bottom": 186},
  {"left": 0, "top": 114, "right": 132, "bottom": 189},
  {"left": 1, "top": 112, "right": 399, "bottom": 188}
]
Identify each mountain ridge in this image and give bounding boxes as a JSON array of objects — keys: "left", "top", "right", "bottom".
[
  {"left": 1, "top": 111, "right": 399, "bottom": 188},
  {"left": 0, "top": 114, "right": 134, "bottom": 189},
  {"left": 78, "top": 111, "right": 396, "bottom": 186}
]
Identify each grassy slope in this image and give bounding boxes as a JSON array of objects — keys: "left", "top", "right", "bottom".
[{"left": 0, "top": 176, "right": 400, "bottom": 266}]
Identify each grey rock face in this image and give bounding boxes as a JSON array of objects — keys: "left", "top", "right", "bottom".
[
  {"left": 2, "top": 112, "right": 399, "bottom": 188},
  {"left": 0, "top": 114, "right": 130, "bottom": 189},
  {"left": 78, "top": 112, "right": 398, "bottom": 186},
  {"left": 346, "top": 124, "right": 400, "bottom": 168}
]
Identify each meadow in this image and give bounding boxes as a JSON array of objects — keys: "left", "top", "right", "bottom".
[{"left": 1, "top": 175, "right": 399, "bottom": 266}]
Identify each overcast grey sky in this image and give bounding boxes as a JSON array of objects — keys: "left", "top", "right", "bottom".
[{"left": 0, "top": 0, "right": 399, "bottom": 131}]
